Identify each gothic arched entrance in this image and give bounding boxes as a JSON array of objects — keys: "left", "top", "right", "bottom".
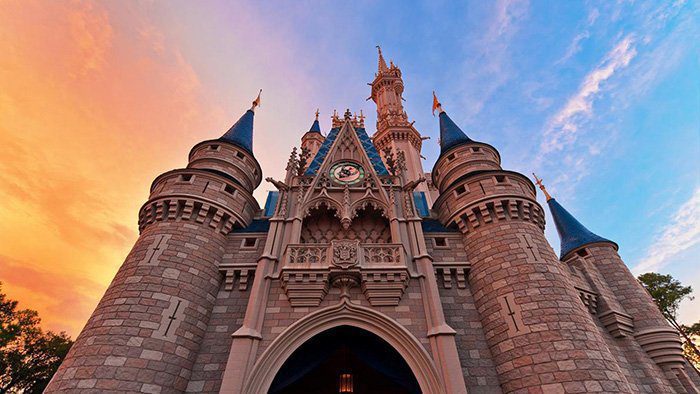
[
  {"left": 269, "top": 325, "right": 420, "bottom": 393},
  {"left": 241, "top": 300, "right": 446, "bottom": 394}
]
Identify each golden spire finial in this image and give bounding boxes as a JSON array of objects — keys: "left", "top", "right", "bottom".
[
  {"left": 250, "top": 89, "right": 262, "bottom": 112},
  {"left": 532, "top": 173, "right": 552, "bottom": 201},
  {"left": 315, "top": 108, "right": 320, "bottom": 121}
]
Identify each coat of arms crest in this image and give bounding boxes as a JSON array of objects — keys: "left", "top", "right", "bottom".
[{"left": 331, "top": 240, "right": 360, "bottom": 269}]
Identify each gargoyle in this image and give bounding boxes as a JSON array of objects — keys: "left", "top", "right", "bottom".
[
  {"left": 265, "top": 177, "right": 289, "bottom": 191},
  {"left": 402, "top": 176, "right": 426, "bottom": 192}
]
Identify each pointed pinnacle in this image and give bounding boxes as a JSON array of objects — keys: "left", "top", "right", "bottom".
[{"left": 532, "top": 173, "right": 552, "bottom": 201}]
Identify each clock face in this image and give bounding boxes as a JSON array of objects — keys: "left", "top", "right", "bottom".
[{"left": 329, "top": 162, "right": 365, "bottom": 185}]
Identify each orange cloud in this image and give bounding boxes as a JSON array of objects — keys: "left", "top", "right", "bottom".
[
  {"left": 0, "top": 1, "right": 226, "bottom": 336},
  {"left": 0, "top": 0, "right": 332, "bottom": 337}
]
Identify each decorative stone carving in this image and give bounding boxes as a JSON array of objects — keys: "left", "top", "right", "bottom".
[
  {"left": 635, "top": 327, "right": 685, "bottom": 367},
  {"left": 361, "top": 271, "right": 409, "bottom": 306},
  {"left": 288, "top": 245, "right": 328, "bottom": 266},
  {"left": 221, "top": 267, "right": 255, "bottom": 291},
  {"left": 498, "top": 293, "right": 531, "bottom": 337},
  {"left": 364, "top": 245, "right": 402, "bottom": 265},
  {"left": 331, "top": 272, "right": 360, "bottom": 300},
  {"left": 598, "top": 310, "right": 634, "bottom": 338},
  {"left": 280, "top": 242, "right": 410, "bottom": 307},
  {"left": 331, "top": 240, "right": 359, "bottom": 269},
  {"left": 281, "top": 271, "right": 329, "bottom": 307},
  {"left": 433, "top": 263, "right": 471, "bottom": 289},
  {"left": 576, "top": 287, "right": 598, "bottom": 314}
]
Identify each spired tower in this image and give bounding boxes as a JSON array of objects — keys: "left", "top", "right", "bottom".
[
  {"left": 370, "top": 47, "right": 433, "bottom": 205},
  {"left": 49, "top": 52, "right": 699, "bottom": 393}
]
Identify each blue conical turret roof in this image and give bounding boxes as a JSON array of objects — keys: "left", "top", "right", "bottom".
[
  {"left": 307, "top": 119, "right": 321, "bottom": 134},
  {"left": 220, "top": 109, "right": 254, "bottom": 153},
  {"left": 439, "top": 111, "right": 474, "bottom": 156},
  {"left": 548, "top": 198, "right": 617, "bottom": 258}
]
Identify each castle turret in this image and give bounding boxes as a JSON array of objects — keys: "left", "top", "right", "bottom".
[
  {"left": 300, "top": 110, "right": 325, "bottom": 160},
  {"left": 370, "top": 47, "right": 431, "bottom": 201},
  {"left": 431, "top": 99, "right": 502, "bottom": 194},
  {"left": 539, "top": 180, "right": 695, "bottom": 392},
  {"left": 546, "top": 195, "right": 616, "bottom": 259},
  {"left": 431, "top": 99, "right": 632, "bottom": 393},
  {"left": 46, "top": 96, "right": 263, "bottom": 393}
]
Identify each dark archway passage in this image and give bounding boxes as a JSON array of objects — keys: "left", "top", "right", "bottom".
[{"left": 269, "top": 325, "right": 421, "bottom": 394}]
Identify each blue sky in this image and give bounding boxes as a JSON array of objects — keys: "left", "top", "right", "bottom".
[{"left": 159, "top": 0, "right": 700, "bottom": 322}]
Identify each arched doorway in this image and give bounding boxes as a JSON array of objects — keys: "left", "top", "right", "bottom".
[
  {"left": 242, "top": 300, "right": 446, "bottom": 394},
  {"left": 269, "top": 326, "right": 421, "bottom": 394}
]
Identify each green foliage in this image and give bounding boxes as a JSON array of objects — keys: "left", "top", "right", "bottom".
[
  {"left": 638, "top": 273, "right": 700, "bottom": 371},
  {"left": 638, "top": 272, "right": 694, "bottom": 321},
  {"left": 0, "top": 283, "right": 73, "bottom": 394}
]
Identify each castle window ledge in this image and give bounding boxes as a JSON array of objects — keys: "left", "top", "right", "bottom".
[
  {"left": 432, "top": 237, "right": 450, "bottom": 249},
  {"left": 177, "top": 174, "right": 195, "bottom": 184}
]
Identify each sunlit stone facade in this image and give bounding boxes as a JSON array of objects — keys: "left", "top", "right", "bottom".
[{"left": 48, "top": 50, "right": 700, "bottom": 393}]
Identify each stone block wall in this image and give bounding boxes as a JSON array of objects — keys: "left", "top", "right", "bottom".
[
  {"left": 437, "top": 276, "right": 501, "bottom": 393},
  {"left": 46, "top": 220, "right": 227, "bottom": 393},
  {"left": 187, "top": 280, "right": 252, "bottom": 393},
  {"left": 462, "top": 219, "right": 632, "bottom": 393}
]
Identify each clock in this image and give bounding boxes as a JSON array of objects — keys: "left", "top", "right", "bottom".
[{"left": 329, "top": 162, "right": 365, "bottom": 185}]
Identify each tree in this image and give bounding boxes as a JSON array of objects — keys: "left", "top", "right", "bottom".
[
  {"left": 683, "top": 323, "right": 700, "bottom": 369},
  {"left": 638, "top": 272, "right": 700, "bottom": 369},
  {"left": 0, "top": 283, "right": 73, "bottom": 393}
]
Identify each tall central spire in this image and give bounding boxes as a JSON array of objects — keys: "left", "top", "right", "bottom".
[
  {"left": 370, "top": 47, "right": 408, "bottom": 131},
  {"left": 377, "top": 45, "right": 389, "bottom": 73},
  {"left": 369, "top": 47, "right": 430, "bottom": 201}
]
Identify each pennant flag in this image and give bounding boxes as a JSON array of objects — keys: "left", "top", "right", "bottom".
[
  {"left": 432, "top": 91, "right": 440, "bottom": 116},
  {"left": 251, "top": 89, "right": 262, "bottom": 110}
]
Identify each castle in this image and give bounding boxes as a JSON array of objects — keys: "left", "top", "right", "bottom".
[{"left": 47, "top": 49, "right": 700, "bottom": 393}]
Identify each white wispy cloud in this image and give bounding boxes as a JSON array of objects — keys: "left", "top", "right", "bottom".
[
  {"left": 456, "top": 0, "right": 529, "bottom": 118},
  {"left": 541, "top": 35, "right": 637, "bottom": 154},
  {"left": 633, "top": 187, "right": 700, "bottom": 274},
  {"left": 556, "top": 30, "right": 590, "bottom": 65},
  {"left": 555, "top": 7, "right": 599, "bottom": 65}
]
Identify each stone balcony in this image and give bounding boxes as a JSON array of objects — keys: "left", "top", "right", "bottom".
[{"left": 280, "top": 241, "right": 409, "bottom": 307}]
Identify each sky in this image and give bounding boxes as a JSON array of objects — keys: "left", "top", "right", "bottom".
[{"left": 0, "top": 0, "right": 698, "bottom": 337}]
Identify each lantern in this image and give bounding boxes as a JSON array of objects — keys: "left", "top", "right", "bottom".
[{"left": 339, "top": 373, "right": 353, "bottom": 393}]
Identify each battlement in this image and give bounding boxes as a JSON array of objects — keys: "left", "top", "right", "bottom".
[
  {"left": 372, "top": 126, "right": 422, "bottom": 151},
  {"left": 139, "top": 169, "right": 259, "bottom": 234},
  {"left": 433, "top": 170, "right": 542, "bottom": 230}
]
